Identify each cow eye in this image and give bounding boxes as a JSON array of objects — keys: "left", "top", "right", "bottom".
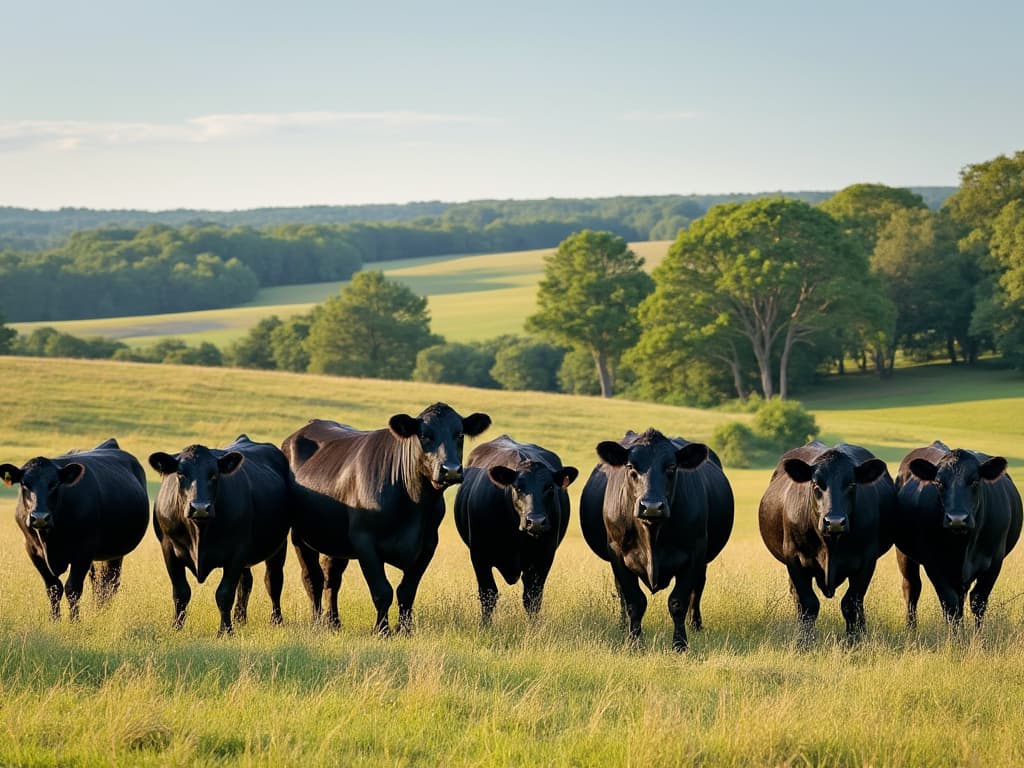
[
  {"left": 935, "top": 481, "right": 945, "bottom": 492},
  {"left": 812, "top": 484, "right": 824, "bottom": 499}
]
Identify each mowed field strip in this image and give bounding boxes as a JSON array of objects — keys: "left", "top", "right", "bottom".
[
  {"left": 9, "top": 241, "right": 672, "bottom": 347},
  {"left": 0, "top": 356, "right": 1022, "bottom": 766}
]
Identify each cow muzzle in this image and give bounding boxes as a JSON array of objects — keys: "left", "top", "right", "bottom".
[
  {"left": 820, "top": 515, "right": 849, "bottom": 537},
  {"left": 637, "top": 499, "right": 669, "bottom": 522},
  {"left": 522, "top": 513, "right": 551, "bottom": 537},
  {"left": 436, "top": 462, "right": 463, "bottom": 487},
  {"left": 28, "top": 512, "right": 53, "bottom": 530},
  {"left": 187, "top": 501, "right": 214, "bottom": 520},
  {"left": 943, "top": 512, "right": 973, "bottom": 532}
]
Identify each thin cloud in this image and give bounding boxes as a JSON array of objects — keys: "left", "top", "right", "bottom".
[
  {"left": 0, "top": 111, "right": 498, "bottom": 152},
  {"left": 620, "top": 110, "right": 703, "bottom": 122}
]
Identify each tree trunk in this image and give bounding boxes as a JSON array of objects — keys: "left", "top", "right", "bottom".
[
  {"left": 594, "top": 350, "right": 613, "bottom": 398},
  {"left": 947, "top": 335, "right": 957, "bottom": 364},
  {"left": 729, "top": 360, "right": 747, "bottom": 401},
  {"left": 837, "top": 355, "right": 845, "bottom": 375},
  {"left": 779, "top": 324, "right": 797, "bottom": 400}
]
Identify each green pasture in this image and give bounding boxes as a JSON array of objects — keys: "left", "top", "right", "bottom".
[
  {"left": 8, "top": 241, "right": 671, "bottom": 348},
  {"left": 0, "top": 357, "right": 1022, "bottom": 766}
]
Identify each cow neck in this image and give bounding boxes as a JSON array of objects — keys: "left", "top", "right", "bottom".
[{"left": 393, "top": 435, "right": 435, "bottom": 505}]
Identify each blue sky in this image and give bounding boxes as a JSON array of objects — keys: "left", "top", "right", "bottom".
[{"left": 2, "top": 0, "right": 1021, "bottom": 210}]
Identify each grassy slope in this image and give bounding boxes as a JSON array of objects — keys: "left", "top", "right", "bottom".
[
  {"left": 0, "top": 357, "right": 1022, "bottom": 766},
  {"left": 8, "top": 241, "right": 672, "bottom": 347}
]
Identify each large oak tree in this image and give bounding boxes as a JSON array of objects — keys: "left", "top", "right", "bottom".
[
  {"left": 637, "top": 198, "right": 868, "bottom": 400},
  {"left": 526, "top": 230, "right": 653, "bottom": 397}
]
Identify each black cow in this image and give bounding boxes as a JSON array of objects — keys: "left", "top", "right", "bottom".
[
  {"left": 149, "top": 434, "right": 291, "bottom": 635},
  {"left": 579, "top": 429, "right": 734, "bottom": 652},
  {"left": 758, "top": 441, "right": 896, "bottom": 645},
  {"left": 454, "top": 435, "right": 579, "bottom": 624},
  {"left": 1, "top": 438, "right": 149, "bottom": 621},
  {"left": 894, "top": 440, "right": 1022, "bottom": 628},
  {"left": 283, "top": 403, "right": 491, "bottom": 635}
]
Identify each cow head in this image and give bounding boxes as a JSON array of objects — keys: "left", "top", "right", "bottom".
[
  {"left": 149, "top": 445, "right": 244, "bottom": 521},
  {"left": 388, "top": 402, "right": 491, "bottom": 490},
  {"left": 596, "top": 430, "right": 709, "bottom": 524},
  {"left": 1, "top": 458, "right": 85, "bottom": 532},
  {"left": 488, "top": 461, "right": 579, "bottom": 537},
  {"left": 907, "top": 449, "right": 1007, "bottom": 533},
  {"left": 783, "top": 451, "right": 887, "bottom": 539}
]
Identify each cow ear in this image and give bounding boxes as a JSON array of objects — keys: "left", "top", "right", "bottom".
[
  {"left": 1, "top": 464, "right": 23, "bottom": 487},
  {"left": 488, "top": 466, "right": 517, "bottom": 488},
  {"left": 597, "top": 441, "right": 629, "bottom": 466},
  {"left": 556, "top": 466, "right": 579, "bottom": 488},
  {"left": 979, "top": 456, "right": 1008, "bottom": 482},
  {"left": 783, "top": 459, "right": 814, "bottom": 484},
  {"left": 149, "top": 452, "right": 180, "bottom": 476},
  {"left": 389, "top": 414, "right": 421, "bottom": 439},
  {"left": 217, "top": 452, "right": 244, "bottom": 476},
  {"left": 854, "top": 459, "right": 888, "bottom": 485},
  {"left": 58, "top": 462, "right": 85, "bottom": 486},
  {"left": 908, "top": 459, "right": 938, "bottom": 482},
  {"left": 676, "top": 443, "right": 709, "bottom": 470},
  {"left": 462, "top": 412, "right": 491, "bottom": 437}
]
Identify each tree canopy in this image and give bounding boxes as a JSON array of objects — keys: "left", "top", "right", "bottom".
[
  {"left": 526, "top": 230, "right": 653, "bottom": 397},
  {"left": 305, "top": 271, "right": 439, "bottom": 379}
]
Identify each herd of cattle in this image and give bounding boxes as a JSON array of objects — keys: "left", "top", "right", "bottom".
[{"left": 2, "top": 401, "right": 1021, "bottom": 651}]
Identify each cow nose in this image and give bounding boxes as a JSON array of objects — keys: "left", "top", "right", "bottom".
[
  {"left": 28, "top": 512, "right": 52, "bottom": 530},
  {"left": 638, "top": 499, "right": 667, "bottom": 520},
  {"left": 188, "top": 501, "right": 213, "bottom": 519},
  {"left": 943, "top": 512, "right": 972, "bottom": 531},
  {"left": 441, "top": 463, "right": 463, "bottom": 483},
  {"left": 821, "top": 515, "right": 849, "bottom": 535},
  {"left": 524, "top": 513, "right": 551, "bottom": 535}
]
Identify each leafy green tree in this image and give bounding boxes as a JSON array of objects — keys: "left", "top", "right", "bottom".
[
  {"left": 945, "top": 152, "right": 1024, "bottom": 366},
  {"left": 306, "top": 271, "right": 439, "bottom": 379},
  {"left": 489, "top": 337, "right": 564, "bottom": 392},
  {"left": 163, "top": 342, "right": 224, "bottom": 367},
  {"left": 412, "top": 342, "right": 497, "bottom": 388},
  {"left": 0, "top": 311, "right": 14, "bottom": 354},
  {"left": 526, "top": 230, "right": 653, "bottom": 397},
  {"left": 638, "top": 198, "right": 868, "bottom": 400},
  {"left": 820, "top": 184, "right": 927, "bottom": 256},
  {"left": 557, "top": 347, "right": 601, "bottom": 395},
  {"left": 269, "top": 315, "right": 312, "bottom": 373},
  {"left": 225, "top": 316, "right": 282, "bottom": 369}
]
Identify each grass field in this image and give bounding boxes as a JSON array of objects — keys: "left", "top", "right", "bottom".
[
  {"left": 0, "top": 357, "right": 1022, "bottom": 766},
  {"left": 8, "top": 241, "right": 672, "bottom": 348}
]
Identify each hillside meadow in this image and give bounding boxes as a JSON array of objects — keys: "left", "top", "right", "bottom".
[
  {"left": 7, "top": 241, "right": 671, "bottom": 348},
  {"left": 0, "top": 356, "right": 1022, "bottom": 766}
]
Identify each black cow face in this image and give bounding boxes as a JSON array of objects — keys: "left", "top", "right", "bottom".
[
  {"left": 908, "top": 451, "right": 1007, "bottom": 533},
  {"left": 1, "top": 458, "right": 84, "bottom": 531},
  {"left": 597, "top": 433, "right": 708, "bottom": 523},
  {"left": 488, "top": 462, "right": 579, "bottom": 537},
  {"left": 389, "top": 403, "right": 491, "bottom": 490},
  {"left": 149, "top": 446, "right": 244, "bottom": 520},
  {"left": 783, "top": 454, "right": 887, "bottom": 538}
]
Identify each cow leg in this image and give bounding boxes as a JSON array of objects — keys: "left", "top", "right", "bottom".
[
  {"left": 896, "top": 550, "right": 922, "bottom": 629},
  {"left": 929, "top": 571, "right": 966, "bottom": 628},
  {"left": 688, "top": 564, "right": 708, "bottom": 631},
  {"left": 841, "top": 563, "right": 875, "bottom": 644},
  {"left": 323, "top": 556, "right": 349, "bottom": 630},
  {"left": 668, "top": 572, "right": 696, "bottom": 652},
  {"left": 215, "top": 565, "right": 245, "bottom": 636},
  {"left": 354, "top": 545, "right": 393, "bottom": 636},
  {"left": 969, "top": 562, "right": 1003, "bottom": 629},
  {"left": 64, "top": 560, "right": 91, "bottom": 622},
  {"left": 610, "top": 559, "right": 647, "bottom": 648},
  {"left": 522, "top": 555, "right": 554, "bottom": 618},
  {"left": 233, "top": 568, "right": 254, "bottom": 627},
  {"left": 27, "top": 549, "right": 63, "bottom": 621},
  {"left": 264, "top": 543, "right": 287, "bottom": 626},
  {"left": 292, "top": 533, "right": 325, "bottom": 623},
  {"left": 786, "top": 563, "right": 820, "bottom": 648},
  {"left": 396, "top": 532, "right": 439, "bottom": 635},
  {"left": 93, "top": 559, "right": 123, "bottom": 608},
  {"left": 161, "top": 545, "right": 192, "bottom": 630},
  {"left": 471, "top": 552, "right": 499, "bottom": 626}
]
